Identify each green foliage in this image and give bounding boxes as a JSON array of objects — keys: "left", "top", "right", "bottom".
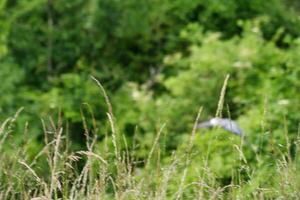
[{"left": 1, "top": 0, "right": 300, "bottom": 198}]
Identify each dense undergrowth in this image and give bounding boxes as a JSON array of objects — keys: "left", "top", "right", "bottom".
[
  {"left": 1, "top": 0, "right": 300, "bottom": 199},
  {"left": 0, "top": 77, "right": 299, "bottom": 199}
]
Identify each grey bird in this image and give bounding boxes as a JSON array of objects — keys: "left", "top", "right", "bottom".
[{"left": 197, "top": 118, "right": 244, "bottom": 136}]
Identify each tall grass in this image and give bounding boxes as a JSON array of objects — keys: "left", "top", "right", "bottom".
[{"left": 0, "top": 77, "right": 299, "bottom": 200}]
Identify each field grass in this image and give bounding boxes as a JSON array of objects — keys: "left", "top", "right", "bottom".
[{"left": 0, "top": 78, "right": 299, "bottom": 200}]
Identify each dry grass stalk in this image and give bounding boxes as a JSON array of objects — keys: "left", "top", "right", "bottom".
[
  {"left": 215, "top": 74, "right": 230, "bottom": 118},
  {"left": 146, "top": 123, "right": 166, "bottom": 168},
  {"left": 175, "top": 107, "right": 202, "bottom": 200}
]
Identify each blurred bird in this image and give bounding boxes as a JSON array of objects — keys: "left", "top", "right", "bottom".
[{"left": 197, "top": 118, "right": 244, "bottom": 136}]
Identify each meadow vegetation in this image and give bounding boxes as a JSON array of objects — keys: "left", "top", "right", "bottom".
[{"left": 0, "top": 0, "right": 300, "bottom": 199}]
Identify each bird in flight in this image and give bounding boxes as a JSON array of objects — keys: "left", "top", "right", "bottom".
[{"left": 197, "top": 118, "right": 244, "bottom": 136}]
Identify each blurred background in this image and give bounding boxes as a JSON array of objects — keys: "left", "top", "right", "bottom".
[{"left": 0, "top": 0, "right": 300, "bottom": 184}]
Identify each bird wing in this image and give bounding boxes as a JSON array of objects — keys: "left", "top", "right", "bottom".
[
  {"left": 197, "top": 118, "right": 244, "bottom": 136},
  {"left": 217, "top": 119, "right": 243, "bottom": 136},
  {"left": 196, "top": 121, "right": 213, "bottom": 129}
]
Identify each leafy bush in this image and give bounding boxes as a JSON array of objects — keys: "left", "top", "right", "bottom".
[{"left": 1, "top": 0, "right": 300, "bottom": 198}]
